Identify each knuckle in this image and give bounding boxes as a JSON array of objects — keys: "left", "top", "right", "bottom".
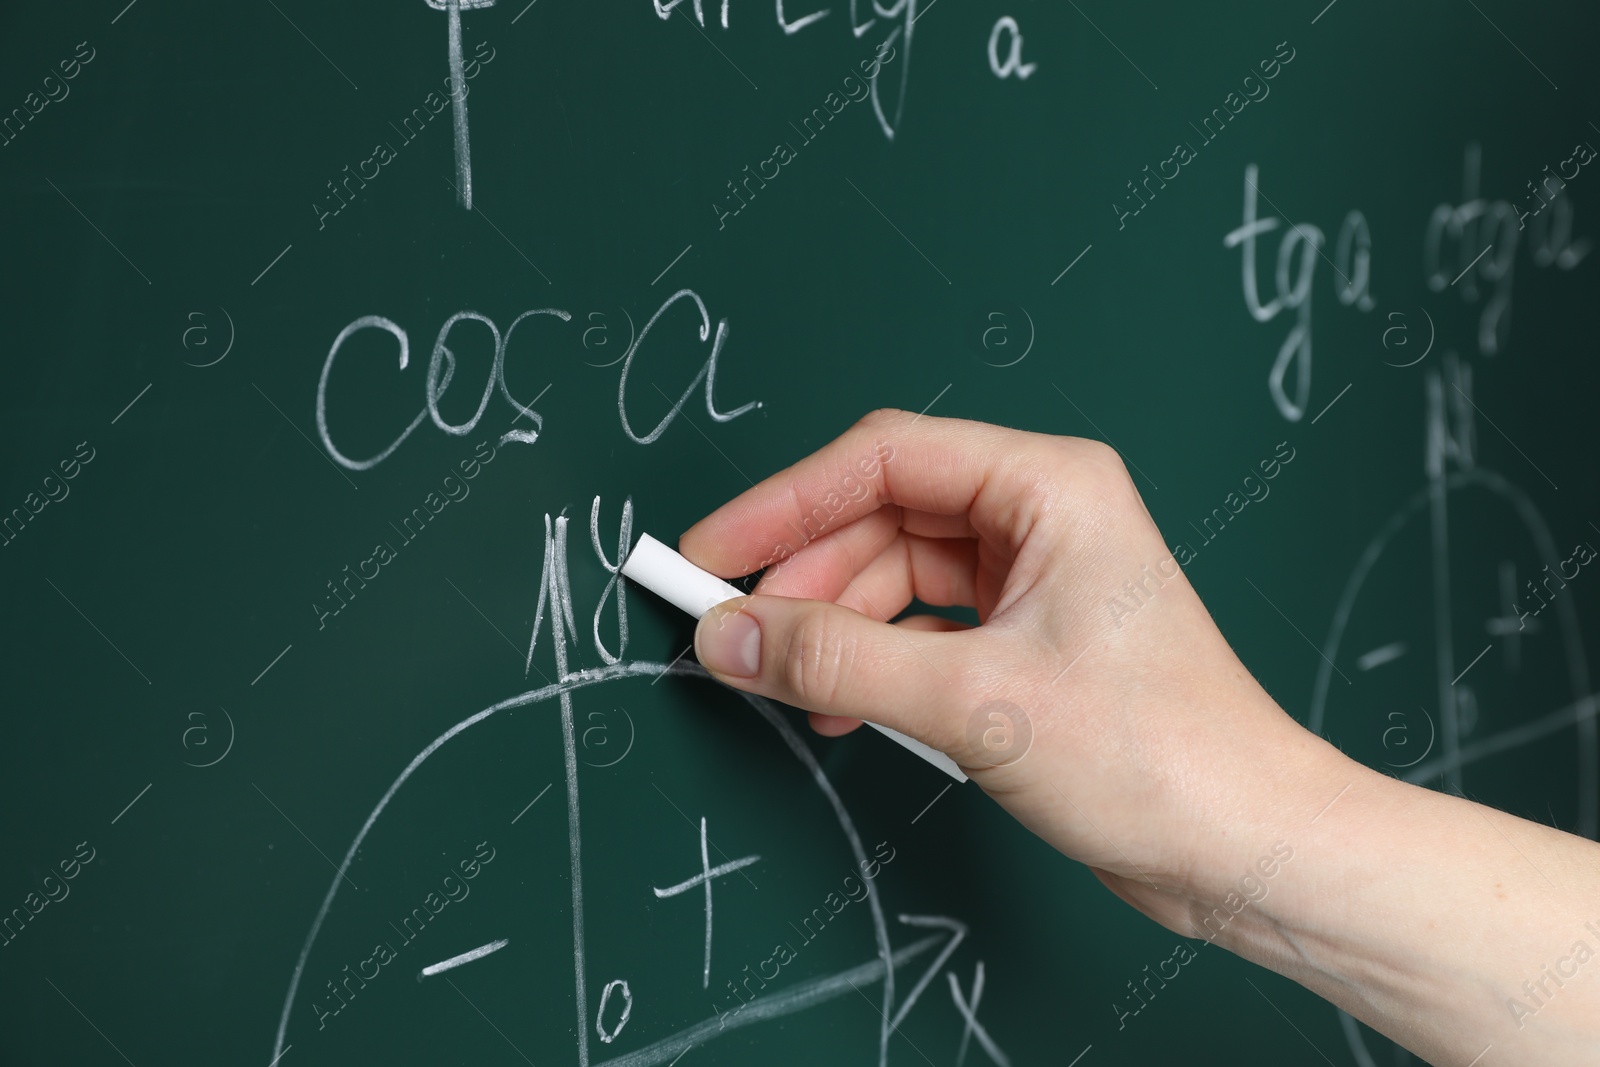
[
  {"left": 782, "top": 609, "right": 857, "bottom": 708},
  {"left": 1068, "top": 438, "right": 1136, "bottom": 501},
  {"left": 856, "top": 407, "right": 912, "bottom": 430},
  {"left": 1075, "top": 437, "right": 1129, "bottom": 481},
  {"left": 1030, "top": 437, "right": 1142, "bottom": 534}
]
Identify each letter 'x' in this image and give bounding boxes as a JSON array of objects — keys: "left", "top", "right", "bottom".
[
  {"left": 653, "top": 816, "right": 760, "bottom": 988},
  {"left": 948, "top": 961, "right": 1011, "bottom": 1067}
]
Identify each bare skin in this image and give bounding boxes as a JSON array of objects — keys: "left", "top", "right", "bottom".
[{"left": 679, "top": 409, "right": 1600, "bottom": 1066}]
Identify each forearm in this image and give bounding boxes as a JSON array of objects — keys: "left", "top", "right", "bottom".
[{"left": 1210, "top": 752, "right": 1600, "bottom": 1065}]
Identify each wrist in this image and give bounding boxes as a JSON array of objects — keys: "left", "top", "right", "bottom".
[{"left": 1172, "top": 717, "right": 1373, "bottom": 946}]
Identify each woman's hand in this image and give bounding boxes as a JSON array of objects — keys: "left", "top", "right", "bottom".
[
  {"left": 679, "top": 409, "right": 1600, "bottom": 1066},
  {"left": 679, "top": 408, "right": 1350, "bottom": 933}
]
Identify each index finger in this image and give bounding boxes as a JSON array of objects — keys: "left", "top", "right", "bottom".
[{"left": 678, "top": 408, "right": 1056, "bottom": 577}]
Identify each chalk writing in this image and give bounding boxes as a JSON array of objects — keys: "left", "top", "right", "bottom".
[
  {"left": 597, "top": 978, "right": 635, "bottom": 1043},
  {"left": 987, "top": 17, "right": 1035, "bottom": 81},
  {"left": 429, "top": 0, "right": 493, "bottom": 209},
  {"left": 312, "top": 40, "right": 495, "bottom": 230},
  {"left": 652, "top": 817, "right": 761, "bottom": 988},
  {"left": 590, "top": 496, "right": 634, "bottom": 664},
  {"left": 317, "top": 289, "right": 759, "bottom": 470},
  {"left": 1223, "top": 165, "right": 1374, "bottom": 421},
  {"left": 654, "top": 0, "right": 916, "bottom": 141},
  {"left": 1425, "top": 144, "right": 1591, "bottom": 356},
  {"left": 948, "top": 962, "right": 1009, "bottom": 1067},
  {"left": 419, "top": 937, "right": 509, "bottom": 978},
  {"left": 309, "top": 841, "right": 497, "bottom": 1030}
]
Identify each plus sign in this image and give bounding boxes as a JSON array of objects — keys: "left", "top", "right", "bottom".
[
  {"left": 653, "top": 816, "right": 760, "bottom": 988},
  {"left": 1485, "top": 560, "right": 1540, "bottom": 672}
]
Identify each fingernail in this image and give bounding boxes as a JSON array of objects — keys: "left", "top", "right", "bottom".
[{"left": 697, "top": 608, "right": 761, "bottom": 678}]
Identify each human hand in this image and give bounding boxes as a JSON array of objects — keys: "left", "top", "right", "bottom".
[{"left": 679, "top": 409, "right": 1356, "bottom": 934}]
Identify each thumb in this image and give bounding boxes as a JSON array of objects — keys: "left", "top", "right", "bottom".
[{"left": 693, "top": 595, "right": 970, "bottom": 746}]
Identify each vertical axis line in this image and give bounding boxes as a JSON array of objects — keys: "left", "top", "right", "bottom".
[
  {"left": 548, "top": 517, "right": 590, "bottom": 1067},
  {"left": 446, "top": 0, "right": 473, "bottom": 208}
]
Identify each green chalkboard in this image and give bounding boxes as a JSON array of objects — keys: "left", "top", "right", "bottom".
[{"left": 3, "top": 1, "right": 1597, "bottom": 1064}]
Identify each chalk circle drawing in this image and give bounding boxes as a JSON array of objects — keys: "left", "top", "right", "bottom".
[
  {"left": 1307, "top": 378, "right": 1594, "bottom": 1067},
  {"left": 580, "top": 706, "right": 636, "bottom": 768},
  {"left": 1379, "top": 308, "right": 1435, "bottom": 367},
  {"left": 270, "top": 499, "right": 983, "bottom": 1066},
  {"left": 964, "top": 700, "right": 1032, "bottom": 768},
  {"left": 269, "top": 661, "right": 959, "bottom": 1067},
  {"left": 987, "top": 16, "right": 1036, "bottom": 81},
  {"left": 181, "top": 307, "right": 235, "bottom": 368},
  {"left": 181, "top": 707, "right": 235, "bottom": 768},
  {"left": 1380, "top": 707, "right": 1435, "bottom": 769},
  {"left": 980, "top": 307, "right": 1034, "bottom": 368},
  {"left": 583, "top": 308, "right": 636, "bottom": 368}
]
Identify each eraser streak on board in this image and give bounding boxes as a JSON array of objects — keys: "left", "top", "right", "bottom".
[{"left": 620, "top": 533, "right": 968, "bottom": 783}]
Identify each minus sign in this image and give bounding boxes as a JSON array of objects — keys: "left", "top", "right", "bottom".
[{"left": 419, "top": 938, "right": 510, "bottom": 979}]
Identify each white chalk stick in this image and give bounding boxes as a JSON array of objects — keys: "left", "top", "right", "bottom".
[
  {"left": 621, "top": 533, "right": 747, "bottom": 618},
  {"left": 621, "top": 533, "right": 968, "bottom": 783}
]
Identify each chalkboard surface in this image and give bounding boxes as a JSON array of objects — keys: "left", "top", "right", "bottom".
[{"left": 3, "top": 1, "right": 1597, "bottom": 1064}]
